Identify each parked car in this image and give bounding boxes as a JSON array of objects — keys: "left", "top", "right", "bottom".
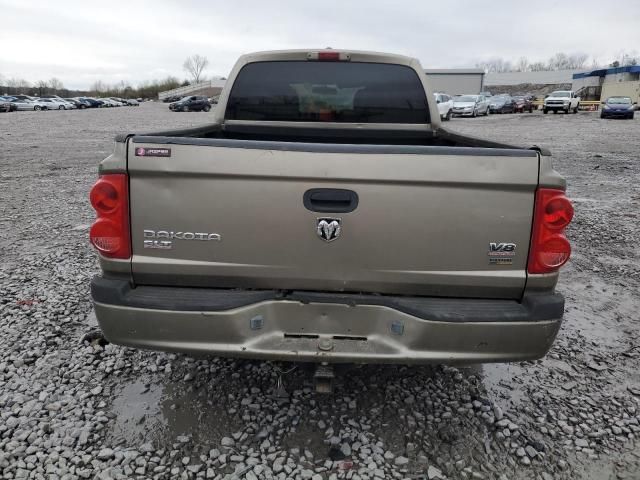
[
  {"left": 90, "top": 49, "right": 572, "bottom": 373},
  {"left": 451, "top": 94, "right": 490, "bottom": 117},
  {"left": 9, "top": 94, "right": 37, "bottom": 102},
  {"left": 124, "top": 99, "right": 140, "bottom": 106},
  {"left": 600, "top": 96, "right": 636, "bottom": 119},
  {"left": 513, "top": 95, "right": 534, "bottom": 113},
  {"left": 169, "top": 95, "right": 212, "bottom": 112},
  {"left": 0, "top": 98, "right": 18, "bottom": 112},
  {"left": 433, "top": 93, "right": 454, "bottom": 121},
  {"left": 39, "top": 95, "right": 62, "bottom": 99},
  {"left": 64, "top": 98, "right": 90, "bottom": 109},
  {"left": 489, "top": 95, "right": 516, "bottom": 114},
  {"left": 543, "top": 91, "right": 580, "bottom": 114},
  {"left": 108, "top": 98, "right": 127, "bottom": 106},
  {"left": 37, "top": 98, "right": 73, "bottom": 110},
  {"left": 60, "top": 99, "right": 77, "bottom": 109},
  {"left": 98, "top": 98, "right": 117, "bottom": 107},
  {"left": 3, "top": 96, "right": 47, "bottom": 111},
  {"left": 77, "top": 97, "right": 104, "bottom": 108}
]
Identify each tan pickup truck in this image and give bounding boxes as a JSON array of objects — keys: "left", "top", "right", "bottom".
[{"left": 89, "top": 49, "right": 573, "bottom": 365}]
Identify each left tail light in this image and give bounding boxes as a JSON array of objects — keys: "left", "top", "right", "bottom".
[{"left": 89, "top": 173, "right": 130, "bottom": 259}]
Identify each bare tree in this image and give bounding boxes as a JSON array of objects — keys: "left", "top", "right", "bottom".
[
  {"left": 529, "top": 61, "right": 547, "bottom": 72},
  {"left": 566, "top": 53, "right": 588, "bottom": 69},
  {"left": 36, "top": 80, "right": 49, "bottom": 96},
  {"left": 91, "top": 80, "right": 106, "bottom": 95},
  {"left": 547, "top": 52, "right": 570, "bottom": 70},
  {"left": 183, "top": 54, "right": 209, "bottom": 83},
  {"left": 16, "top": 79, "right": 31, "bottom": 90},
  {"left": 476, "top": 57, "right": 512, "bottom": 73},
  {"left": 545, "top": 52, "right": 588, "bottom": 71},
  {"left": 48, "top": 77, "right": 64, "bottom": 93},
  {"left": 515, "top": 57, "right": 529, "bottom": 72}
]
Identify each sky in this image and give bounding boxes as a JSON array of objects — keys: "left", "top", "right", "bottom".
[{"left": 1, "top": 0, "right": 638, "bottom": 90}]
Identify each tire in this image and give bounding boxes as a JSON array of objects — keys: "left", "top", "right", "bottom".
[
  {"left": 553, "top": 110, "right": 557, "bottom": 114},
  {"left": 630, "top": 113, "right": 635, "bottom": 120},
  {"left": 34, "top": 106, "right": 41, "bottom": 111},
  {"left": 543, "top": 109, "right": 548, "bottom": 114},
  {"left": 444, "top": 109, "right": 452, "bottom": 121},
  {"left": 472, "top": 108, "right": 477, "bottom": 118},
  {"left": 58, "top": 105, "right": 64, "bottom": 110},
  {"left": 600, "top": 113, "right": 606, "bottom": 119},
  {"left": 203, "top": 105, "right": 211, "bottom": 112},
  {"left": 564, "top": 107, "right": 570, "bottom": 114},
  {"left": 182, "top": 105, "right": 189, "bottom": 112},
  {"left": 573, "top": 105, "right": 579, "bottom": 114}
]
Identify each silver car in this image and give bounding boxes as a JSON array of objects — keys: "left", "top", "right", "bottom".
[
  {"left": 37, "top": 98, "right": 74, "bottom": 110},
  {"left": 6, "top": 97, "right": 48, "bottom": 111},
  {"left": 451, "top": 94, "right": 490, "bottom": 117}
]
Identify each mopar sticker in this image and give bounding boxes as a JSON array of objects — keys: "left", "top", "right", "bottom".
[{"left": 135, "top": 147, "right": 171, "bottom": 157}]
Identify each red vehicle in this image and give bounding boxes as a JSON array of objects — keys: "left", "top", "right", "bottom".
[{"left": 513, "top": 95, "right": 534, "bottom": 113}]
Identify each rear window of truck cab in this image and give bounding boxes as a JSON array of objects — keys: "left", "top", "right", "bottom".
[{"left": 225, "top": 61, "right": 430, "bottom": 124}]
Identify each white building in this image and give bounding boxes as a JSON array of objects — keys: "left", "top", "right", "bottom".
[{"left": 424, "top": 69, "right": 485, "bottom": 95}]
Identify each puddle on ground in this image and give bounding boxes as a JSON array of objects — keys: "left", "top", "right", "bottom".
[
  {"left": 107, "top": 373, "right": 240, "bottom": 448},
  {"left": 471, "top": 362, "right": 529, "bottom": 410},
  {"left": 108, "top": 379, "right": 164, "bottom": 445}
]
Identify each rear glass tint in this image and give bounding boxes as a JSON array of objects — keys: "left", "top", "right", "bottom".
[{"left": 225, "top": 61, "right": 430, "bottom": 123}]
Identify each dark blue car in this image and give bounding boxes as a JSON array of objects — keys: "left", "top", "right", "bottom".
[{"left": 600, "top": 96, "right": 636, "bottom": 119}]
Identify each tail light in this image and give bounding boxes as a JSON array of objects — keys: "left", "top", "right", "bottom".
[
  {"left": 89, "top": 174, "right": 130, "bottom": 259},
  {"left": 307, "top": 51, "right": 351, "bottom": 61},
  {"left": 528, "top": 188, "right": 573, "bottom": 274}
]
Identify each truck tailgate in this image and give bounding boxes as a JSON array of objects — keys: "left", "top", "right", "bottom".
[{"left": 127, "top": 138, "right": 539, "bottom": 299}]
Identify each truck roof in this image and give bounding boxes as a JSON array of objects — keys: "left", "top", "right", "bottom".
[{"left": 236, "top": 49, "right": 419, "bottom": 67}]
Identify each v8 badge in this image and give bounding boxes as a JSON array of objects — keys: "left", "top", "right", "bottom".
[{"left": 488, "top": 242, "right": 516, "bottom": 264}]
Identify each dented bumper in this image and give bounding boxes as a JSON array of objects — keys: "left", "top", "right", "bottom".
[{"left": 91, "top": 277, "right": 564, "bottom": 364}]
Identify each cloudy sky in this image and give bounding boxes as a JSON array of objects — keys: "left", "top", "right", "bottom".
[{"left": 1, "top": 0, "right": 638, "bottom": 90}]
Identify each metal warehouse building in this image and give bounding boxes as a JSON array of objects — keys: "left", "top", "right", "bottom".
[
  {"left": 485, "top": 69, "right": 583, "bottom": 87},
  {"left": 572, "top": 65, "right": 640, "bottom": 103},
  {"left": 424, "top": 69, "right": 485, "bottom": 95}
]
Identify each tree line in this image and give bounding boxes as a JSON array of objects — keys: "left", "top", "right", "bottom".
[
  {"left": 1, "top": 54, "right": 213, "bottom": 98},
  {"left": 0, "top": 74, "right": 191, "bottom": 99},
  {"left": 476, "top": 50, "right": 639, "bottom": 73}
]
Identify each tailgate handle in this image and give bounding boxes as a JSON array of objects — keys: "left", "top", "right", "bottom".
[{"left": 303, "top": 188, "right": 359, "bottom": 213}]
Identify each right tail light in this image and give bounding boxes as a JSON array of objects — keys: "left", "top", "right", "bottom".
[
  {"left": 528, "top": 188, "right": 574, "bottom": 274},
  {"left": 89, "top": 174, "right": 131, "bottom": 259}
]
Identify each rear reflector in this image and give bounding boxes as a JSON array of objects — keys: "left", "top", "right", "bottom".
[
  {"left": 89, "top": 174, "right": 130, "bottom": 259},
  {"left": 307, "top": 51, "right": 351, "bottom": 61},
  {"left": 528, "top": 188, "right": 573, "bottom": 274}
]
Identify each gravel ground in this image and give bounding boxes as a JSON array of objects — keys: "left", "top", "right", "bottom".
[{"left": 1, "top": 104, "right": 639, "bottom": 480}]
